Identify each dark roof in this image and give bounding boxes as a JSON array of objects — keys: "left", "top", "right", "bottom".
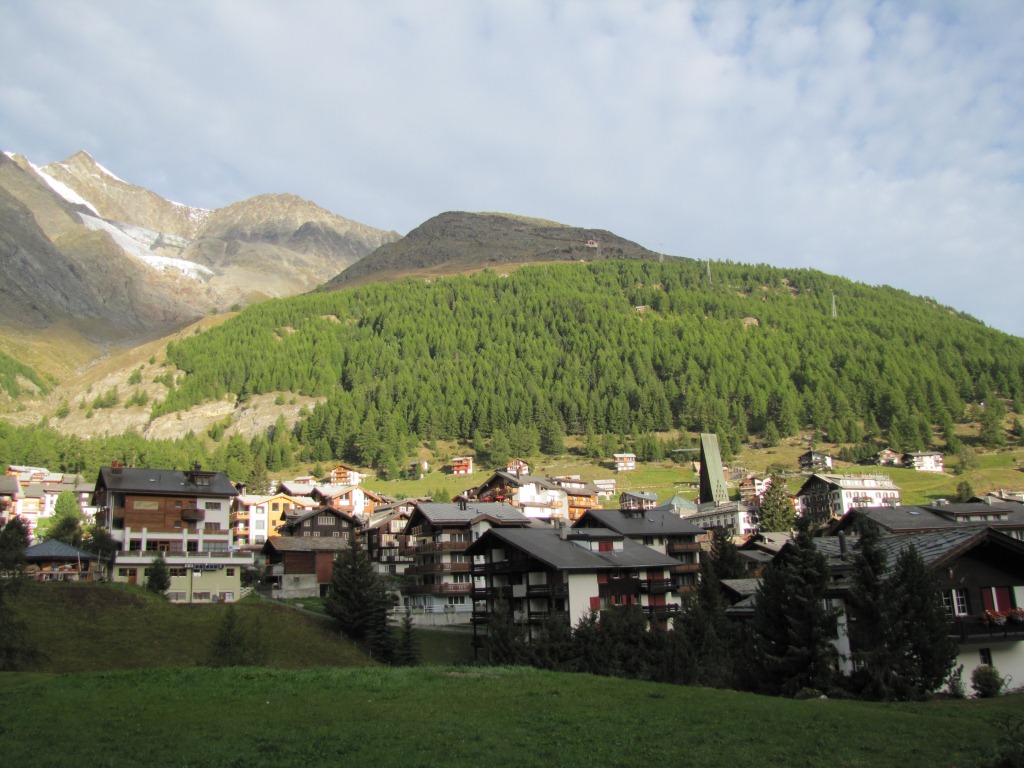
[
  {"left": 407, "top": 501, "right": 530, "bottom": 528},
  {"left": 25, "top": 540, "right": 99, "bottom": 561},
  {"left": 284, "top": 507, "right": 357, "bottom": 527},
  {"left": 0, "top": 475, "right": 21, "bottom": 496},
  {"left": 811, "top": 527, "right": 1021, "bottom": 570},
  {"left": 261, "top": 536, "right": 352, "bottom": 553},
  {"left": 466, "top": 527, "right": 680, "bottom": 571},
  {"left": 574, "top": 507, "right": 703, "bottom": 537},
  {"left": 829, "top": 502, "right": 1024, "bottom": 534},
  {"left": 96, "top": 466, "right": 238, "bottom": 498},
  {"left": 721, "top": 578, "right": 760, "bottom": 597},
  {"left": 620, "top": 490, "right": 658, "bottom": 502}
]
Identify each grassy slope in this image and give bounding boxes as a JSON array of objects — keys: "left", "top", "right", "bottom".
[{"left": 1, "top": 665, "right": 1020, "bottom": 767}]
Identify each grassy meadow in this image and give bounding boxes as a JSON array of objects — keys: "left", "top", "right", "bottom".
[{"left": 2, "top": 665, "right": 1022, "bottom": 767}]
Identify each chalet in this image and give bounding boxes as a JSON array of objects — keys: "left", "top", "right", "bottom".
[
  {"left": 613, "top": 453, "right": 636, "bottom": 472},
  {"left": 25, "top": 540, "right": 101, "bottom": 582},
  {"left": 363, "top": 501, "right": 418, "bottom": 576},
  {"left": 231, "top": 492, "right": 315, "bottom": 546},
  {"left": 310, "top": 484, "right": 384, "bottom": 519},
  {"left": 795, "top": 473, "right": 901, "bottom": 526},
  {"left": 401, "top": 501, "right": 530, "bottom": 621},
  {"left": 467, "top": 525, "right": 685, "bottom": 646},
  {"left": 875, "top": 448, "right": 901, "bottom": 467},
  {"left": 592, "top": 478, "right": 617, "bottom": 499},
  {"left": 505, "top": 458, "right": 530, "bottom": 477},
  {"left": 549, "top": 476, "right": 601, "bottom": 522},
  {"left": 798, "top": 451, "right": 834, "bottom": 472},
  {"left": 573, "top": 505, "right": 704, "bottom": 591},
  {"left": 469, "top": 471, "right": 570, "bottom": 520},
  {"left": 92, "top": 464, "right": 252, "bottom": 603},
  {"left": 327, "top": 464, "right": 366, "bottom": 486},
  {"left": 261, "top": 536, "right": 350, "bottom": 598},
  {"left": 3, "top": 466, "right": 94, "bottom": 540},
  {"left": 681, "top": 500, "right": 758, "bottom": 537},
  {"left": 450, "top": 457, "right": 474, "bottom": 476},
  {"left": 277, "top": 507, "right": 357, "bottom": 540},
  {"left": 618, "top": 490, "right": 658, "bottom": 511},
  {"left": 0, "top": 474, "right": 21, "bottom": 526},
  {"left": 738, "top": 475, "right": 770, "bottom": 507},
  {"left": 828, "top": 500, "right": 1024, "bottom": 541},
  {"left": 902, "top": 451, "right": 945, "bottom": 473},
  {"left": 817, "top": 527, "right": 1024, "bottom": 687}
]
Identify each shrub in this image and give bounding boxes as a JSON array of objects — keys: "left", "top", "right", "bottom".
[{"left": 971, "top": 665, "right": 1005, "bottom": 698}]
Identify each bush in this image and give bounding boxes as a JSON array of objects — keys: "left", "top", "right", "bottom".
[
  {"left": 971, "top": 665, "right": 1006, "bottom": 698},
  {"left": 946, "top": 665, "right": 967, "bottom": 699}
]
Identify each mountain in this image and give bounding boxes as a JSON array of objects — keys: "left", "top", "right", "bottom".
[
  {"left": 0, "top": 150, "right": 400, "bottom": 359},
  {"left": 324, "top": 211, "right": 666, "bottom": 287}
]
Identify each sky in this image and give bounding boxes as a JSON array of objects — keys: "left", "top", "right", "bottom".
[{"left": 2, "top": 1, "right": 1022, "bottom": 337}]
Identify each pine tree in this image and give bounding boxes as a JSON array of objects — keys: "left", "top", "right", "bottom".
[
  {"left": 886, "top": 545, "right": 958, "bottom": 698},
  {"left": 0, "top": 517, "right": 30, "bottom": 577},
  {"left": 394, "top": 607, "right": 420, "bottom": 666},
  {"left": 207, "top": 605, "right": 247, "bottom": 666},
  {"left": 324, "top": 535, "right": 384, "bottom": 640},
  {"left": 145, "top": 553, "right": 171, "bottom": 595},
  {"left": 42, "top": 491, "right": 84, "bottom": 546},
  {"left": 749, "top": 516, "right": 837, "bottom": 696},
  {"left": 758, "top": 475, "right": 795, "bottom": 532}
]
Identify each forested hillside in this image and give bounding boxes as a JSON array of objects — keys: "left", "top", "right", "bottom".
[
  {"left": 143, "top": 259, "right": 1023, "bottom": 473},
  {"left": 0, "top": 350, "right": 50, "bottom": 399}
]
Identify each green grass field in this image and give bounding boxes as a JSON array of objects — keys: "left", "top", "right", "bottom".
[{"left": 1, "top": 665, "right": 1021, "bottom": 767}]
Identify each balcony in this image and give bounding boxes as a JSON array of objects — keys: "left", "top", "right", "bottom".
[
  {"left": 950, "top": 615, "right": 1024, "bottom": 641},
  {"left": 671, "top": 562, "right": 701, "bottom": 575},
  {"left": 642, "top": 578, "right": 676, "bottom": 595},
  {"left": 406, "top": 562, "right": 471, "bottom": 575},
  {"left": 666, "top": 540, "right": 701, "bottom": 554},
  {"left": 402, "top": 582, "right": 473, "bottom": 596},
  {"left": 411, "top": 540, "right": 470, "bottom": 554},
  {"left": 180, "top": 508, "right": 204, "bottom": 522}
]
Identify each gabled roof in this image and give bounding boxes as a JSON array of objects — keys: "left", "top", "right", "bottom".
[
  {"left": 277, "top": 481, "right": 316, "bottom": 496},
  {"left": 96, "top": 466, "right": 238, "bottom": 498},
  {"left": 797, "top": 473, "right": 899, "bottom": 494},
  {"left": 828, "top": 502, "right": 1024, "bottom": 534},
  {"left": 466, "top": 526, "right": 680, "bottom": 571},
  {"left": 476, "top": 471, "right": 562, "bottom": 494},
  {"left": 261, "top": 536, "right": 352, "bottom": 554},
  {"left": 405, "top": 501, "right": 530, "bottom": 530},
  {"left": 620, "top": 490, "right": 658, "bottom": 502},
  {"left": 284, "top": 507, "right": 358, "bottom": 528},
  {"left": 25, "top": 540, "right": 99, "bottom": 561},
  {"left": 0, "top": 475, "right": 22, "bottom": 497},
  {"left": 813, "top": 526, "right": 1024, "bottom": 571},
  {"left": 573, "top": 507, "right": 703, "bottom": 537}
]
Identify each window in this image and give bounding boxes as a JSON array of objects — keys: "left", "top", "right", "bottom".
[
  {"left": 271, "top": 503, "right": 280, "bottom": 512},
  {"left": 980, "top": 648, "right": 993, "bottom": 666},
  {"left": 944, "top": 588, "right": 969, "bottom": 617},
  {"left": 332, "top": 532, "right": 340, "bottom": 537},
  {"left": 186, "top": 541, "right": 198, "bottom": 552},
  {"left": 303, "top": 519, "right": 310, "bottom": 527},
  {"left": 598, "top": 540, "right": 613, "bottom": 552},
  {"left": 226, "top": 568, "right": 235, "bottom": 577},
  {"left": 204, "top": 501, "right": 222, "bottom": 510},
  {"left": 318, "top": 515, "right": 334, "bottom": 525},
  {"left": 169, "top": 567, "right": 187, "bottom": 577},
  {"left": 447, "top": 596, "right": 466, "bottom": 605},
  {"left": 221, "top": 592, "right": 234, "bottom": 602},
  {"left": 118, "top": 568, "right": 137, "bottom": 578},
  {"left": 453, "top": 573, "right": 471, "bottom": 584},
  {"left": 254, "top": 520, "right": 265, "bottom": 530},
  {"left": 313, "top": 531, "right": 321, "bottom": 537},
  {"left": 193, "top": 592, "right": 211, "bottom": 601}
]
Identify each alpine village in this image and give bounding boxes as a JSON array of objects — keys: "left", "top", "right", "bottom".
[{"left": 2, "top": 150, "right": 1024, "bottom": 767}]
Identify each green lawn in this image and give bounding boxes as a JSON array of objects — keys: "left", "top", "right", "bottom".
[{"left": 0, "top": 665, "right": 1020, "bottom": 767}]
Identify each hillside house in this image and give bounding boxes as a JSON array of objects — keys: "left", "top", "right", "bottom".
[
  {"left": 549, "top": 476, "right": 601, "bottom": 522},
  {"left": 618, "top": 490, "right": 658, "bottom": 511},
  {"left": 401, "top": 501, "right": 530, "bottom": 622},
  {"left": 573, "top": 505, "right": 704, "bottom": 591},
  {"left": 681, "top": 500, "right": 758, "bottom": 537},
  {"left": 3, "top": 465, "right": 94, "bottom": 540},
  {"left": 738, "top": 475, "right": 772, "bottom": 508},
  {"left": 613, "top": 453, "right": 636, "bottom": 472},
  {"left": 796, "top": 473, "right": 901, "bottom": 526},
  {"left": 902, "top": 451, "right": 945, "bottom": 473},
  {"left": 450, "top": 457, "right": 474, "bottom": 476},
  {"left": 505, "top": 458, "right": 530, "bottom": 476},
  {"left": 310, "top": 484, "right": 384, "bottom": 519},
  {"left": 469, "top": 471, "right": 570, "bottom": 520},
  {"left": 92, "top": 464, "right": 252, "bottom": 603},
  {"left": 798, "top": 451, "right": 834, "bottom": 472},
  {"left": 363, "top": 501, "right": 417, "bottom": 576},
  {"left": 467, "top": 525, "right": 685, "bottom": 647},
  {"left": 277, "top": 507, "right": 358, "bottom": 540},
  {"left": 327, "top": 464, "right": 366, "bottom": 485},
  {"left": 261, "top": 536, "right": 350, "bottom": 599},
  {"left": 231, "top": 492, "right": 315, "bottom": 546},
  {"left": 875, "top": 448, "right": 901, "bottom": 467}
]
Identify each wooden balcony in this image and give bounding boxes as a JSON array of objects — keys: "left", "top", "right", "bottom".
[
  {"left": 180, "top": 507, "right": 204, "bottom": 522},
  {"left": 406, "top": 562, "right": 471, "bottom": 575},
  {"left": 402, "top": 582, "right": 473, "bottom": 596},
  {"left": 666, "top": 540, "right": 701, "bottom": 554},
  {"left": 950, "top": 615, "right": 1024, "bottom": 641},
  {"left": 642, "top": 578, "right": 676, "bottom": 595}
]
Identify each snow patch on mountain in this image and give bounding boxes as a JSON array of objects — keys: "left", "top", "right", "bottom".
[
  {"left": 79, "top": 214, "right": 213, "bottom": 280},
  {"left": 35, "top": 164, "right": 101, "bottom": 215}
]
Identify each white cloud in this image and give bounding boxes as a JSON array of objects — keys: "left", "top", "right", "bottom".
[{"left": 1, "top": 0, "right": 1022, "bottom": 335}]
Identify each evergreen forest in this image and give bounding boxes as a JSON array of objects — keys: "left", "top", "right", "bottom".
[{"left": 154, "top": 260, "right": 1023, "bottom": 465}]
